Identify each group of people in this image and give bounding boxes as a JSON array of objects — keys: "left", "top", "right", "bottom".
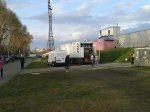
[
  {"left": 64, "top": 54, "right": 99, "bottom": 71},
  {"left": 0, "top": 56, "right": 25, "bottom": 78},
  {"left": 91, "top": 54, "right": 99, "bottom": 67}
]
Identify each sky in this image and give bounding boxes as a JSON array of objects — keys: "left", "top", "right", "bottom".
[{"left": 6, "top": 0, "right": 150, "bottom": 50}]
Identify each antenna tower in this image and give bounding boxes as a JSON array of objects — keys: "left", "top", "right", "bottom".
[{"left": 47, "top": 0, "right": 55, "bottom": 50}]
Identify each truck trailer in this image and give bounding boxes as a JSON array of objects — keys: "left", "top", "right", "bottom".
[{"left": 60, "top": 41, "right": 95, "bottom": 64}]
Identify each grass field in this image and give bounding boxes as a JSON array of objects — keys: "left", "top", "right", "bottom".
[
  {"left": 0, "top": 68, "right": 150, "bottom": 112},
  {"left": 26, "top": 58, "right": 49, "bottom": 69},
  {"left": 100, "top": 48, "right": 134, "bottom": 63}
]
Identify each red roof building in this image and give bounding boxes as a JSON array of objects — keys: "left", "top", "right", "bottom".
[{"left": 93, "top": 36, "right": 115, "bottom": 51}]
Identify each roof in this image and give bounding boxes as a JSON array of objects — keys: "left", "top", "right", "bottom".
[
  {"left": 120, "top": 29, "right": 150, "bottom": 36},
  {"left": 135, "top": 47, "right": 150, "bottom": 50},
  {"left": 81, "top": 39, "right": 93, "bottom": 43},
  {"left": 99, "top": 36, "right": 114, "bottom": 41},
  {"left": 100, "top": 26, "right": 120, "bottom": 31}
]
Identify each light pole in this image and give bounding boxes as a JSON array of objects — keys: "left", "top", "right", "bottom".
[{"left": 98, "top": 38, "right": 100, "bottom": 63}]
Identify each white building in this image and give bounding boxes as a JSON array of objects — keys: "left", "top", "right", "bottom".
[{"left": 100, "top": 26, "right": 120, "bottom": 39}]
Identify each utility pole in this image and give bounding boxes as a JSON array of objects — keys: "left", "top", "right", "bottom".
[
  {"left": 47, "top": 0, "right": 55, "bottom": 51},
  {"left": 98, "top": 38, "right": 101, "bottom": 63}
]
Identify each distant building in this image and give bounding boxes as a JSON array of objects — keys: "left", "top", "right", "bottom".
[
  {"left": 93, "top": 26, "right": 119, "bottom": 51},
  {"left": 100, "top": 26, "right": 150, "bottom": 48},
  {"left": 93, "top": 36, "right": 115, "bottom": 51},
  {"left": 100, "top": 26, "right": 120, "bottom": 39}
]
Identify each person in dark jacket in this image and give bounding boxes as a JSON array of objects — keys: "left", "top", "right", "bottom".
[
  {"left": 20, "top": 56, "right": 25, "bottom": 69},
  {"left": 65, "top": 55, "right": 70, "bottom": 69},
  {"left": 131, "top": 52, "right": 135, "bottom": 64},
  {"left": 0, "top": 57, "right": 4, "bottom": 78}
]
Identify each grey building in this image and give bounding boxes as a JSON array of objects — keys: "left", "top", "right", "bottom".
[{"left": 118, "top": 29, "right": 150, "bottom": 48}]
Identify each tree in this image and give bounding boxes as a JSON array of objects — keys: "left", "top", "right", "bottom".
[{"left": 0, "top": 0, "right": 32, "bottom": 56}]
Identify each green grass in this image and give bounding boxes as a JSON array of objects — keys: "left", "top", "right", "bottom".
[
  {"left": 26, "top": 59, "right": 49, "bottom": 69},
  {"left": 0, "top": 68, "right": 150, "bottom": 112},
  {"left": 99, "top": 48, "right": 134, "bottom": 63}
]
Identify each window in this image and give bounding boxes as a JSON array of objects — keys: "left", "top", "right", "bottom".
[
  {"left": 136, "top": 51, "right": 139, "bottom": 59},
  {"left": 143, "top": 51, "right": 147, "bottom": 59},
  {"left": 100, "top": 30, "right": 101, "bottom": 35}
]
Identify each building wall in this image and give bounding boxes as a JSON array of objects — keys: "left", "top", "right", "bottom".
[
  {"left": 100, "top": 26, "right": 120, "bottom": 39},
  {"left": 93, "top": 40, "right": 115, "bottom": 51},
  {"left": 134, "top": 48, "right": 150, "bottom": 66},
  {"left": 118, "top": 29, "right": 150, "bottom": 48}
]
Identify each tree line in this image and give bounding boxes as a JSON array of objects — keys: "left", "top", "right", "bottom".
[{"left": 0, "top": 0, "right": 32, "bottom": 57}]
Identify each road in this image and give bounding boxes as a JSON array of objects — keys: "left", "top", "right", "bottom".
[
  {"left": 0, "top": 58, "right": 33, "bottom": 86},
  {"left": 20, "top": 63, "right": 134, "bottom": 74}
]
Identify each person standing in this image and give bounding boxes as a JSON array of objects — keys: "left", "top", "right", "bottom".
[
  {"left": 91, "top": 54, "right": 94, "bottom": 67},
  {"left": 20, "top": 56, "right": 25, "bottom": 69},
  {"left": 131, "top": 52, "right": 135, "bottom": 64},
  {"left": 0, "top": 57, "right": 4, "bottom": 78},
  {"left": 65, "top": 55, "right": 70, "bottom": 70},
  {"left": 95, "top": 55, "right": 99, "bottom": 66}
]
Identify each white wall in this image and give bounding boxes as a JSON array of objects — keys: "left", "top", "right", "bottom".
[{"left": 100, "top": 27, "right": 120, "bottom": 39}]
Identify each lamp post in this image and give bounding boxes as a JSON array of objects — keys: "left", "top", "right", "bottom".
[{"left": 98, "top": 38, "right": 100, "bottom": 63}]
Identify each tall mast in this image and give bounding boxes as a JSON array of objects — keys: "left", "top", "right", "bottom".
[{"left": 47, "top": 0, "right": 55, "bottom": 50}]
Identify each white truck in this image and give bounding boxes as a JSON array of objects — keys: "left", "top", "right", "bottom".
[
  {"left": 60, "top": 41, "right": 95, "bottom": 64},
  {"left": 47, "top": 49, "right": 67, "bottom": 66}
]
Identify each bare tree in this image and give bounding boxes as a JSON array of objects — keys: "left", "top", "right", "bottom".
[{"left": 0, "top": 0, "right": 32, "bottom": 56}]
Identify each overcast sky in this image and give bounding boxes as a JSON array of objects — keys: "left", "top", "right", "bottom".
[{"left": 6, "top": 0, "right": 150, "bottom": 49}]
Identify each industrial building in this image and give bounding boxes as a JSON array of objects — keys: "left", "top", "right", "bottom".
[
  {"left": 94, "top": 26, "right": 120, "bottom": 50},
  {"left": 118, "top": 29, "right": 150, "bottom": 48},
  {"left": 100, "top": 26, "right": 150, "bottom": 48}
]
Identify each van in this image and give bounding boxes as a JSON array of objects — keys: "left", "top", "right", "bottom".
[{"left": 47, "top": 49, "right": 67, "bottom": 66}]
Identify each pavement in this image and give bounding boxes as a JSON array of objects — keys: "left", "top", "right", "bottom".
[
  {"left": 0, "top": 61, "right": 134, "bottom": 86},
  {"left": 0, "top": 58, "right": 33, "bottom": 86},
  {"left": 20, "top": 63, "right": 134, "bottom": 74}
]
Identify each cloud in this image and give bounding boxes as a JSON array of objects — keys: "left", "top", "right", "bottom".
[
  {"left": 31, "top": 38, "right": 47, "bottom": 49},
  {"left": 28, "top": 12, "right": 48, "bottom": 23},
  {"left": 7, "top": 3, "right": 33, "bottom": 10},
  {"left": 112, "top": 4, "right": 150, "bottom": 34},
  {"left": 28, "top": 2, "right": 150, "bottom": 48},
  {"left": 126, "top": 5, "right": 150, "bottom": 21},
  {"left": 6, "top": 0, "right": 150, "bottom": 49},
  {"left": 121, "top": 22, "right": 150, "bottom": 34},
  {"left": 53, "top": 24, "right": 98, "bottom": 42}
]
